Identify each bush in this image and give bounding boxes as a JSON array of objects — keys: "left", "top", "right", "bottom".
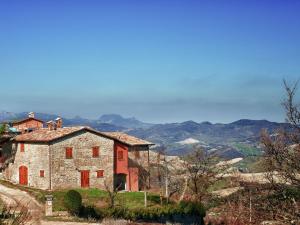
[
  {"left": 79, "top": 205, "right": 100, "bottom": 219},
  {"left": 178, "top": 201, "right": 206, "bottom": 217},
  {"left": 97, "top": 202, "right": 206, "bottom": 224},
  {"left": 64, "top": 190, "right": 82, "bottom": 215}
]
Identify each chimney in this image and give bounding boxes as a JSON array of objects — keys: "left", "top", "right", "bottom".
[
  {"left": 55, "top": 117, "right": 62, "bottom": 128},
  {"left": 46, "top": 121, "right": 54, "bottom": 131},
  {"left": 28, "top": 112, "right": 35, "bottom": 118}
]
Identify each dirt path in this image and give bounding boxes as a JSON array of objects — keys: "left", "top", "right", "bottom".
[
  {"left": 0, "top": 183, "right": 107, "bottom": 225},
  {"left": 0, "top": 184, "right": 154, "bottom": 225},
  {"left": 0, "top": 183, "right": 44, "bottom": 224}
]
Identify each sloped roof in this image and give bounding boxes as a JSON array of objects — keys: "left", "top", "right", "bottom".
[
  {"left": 14, "top": 127, "right": 153, "bottom": 146},
  {"left": 101, "top": 132, "right": 154, "bottom": 146},
  {"left": 12, "top": 117, "right": 44, "bottom": 125},
  {"left": 15, "top": 127, "right": 85, "bottom": 143}
]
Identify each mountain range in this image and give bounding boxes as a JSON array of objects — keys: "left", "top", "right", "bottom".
[{"left": 0, "top": 111, "right": 289, "bottom": 159}]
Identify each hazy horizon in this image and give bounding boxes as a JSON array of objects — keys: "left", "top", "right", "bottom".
[
  {"left": 0, "top": 109, "right": 287, "bottom": 124},
  {"left": 1, "top": 1, "right": 299, "bottom": 123}
]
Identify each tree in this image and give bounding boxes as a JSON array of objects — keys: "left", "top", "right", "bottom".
[
  {"left": 138, "top": 164, "right": 150, "bottom": 207},
  {"left": 183, "top": 147, "right": 227, "bottom": 203},
  {"left": 261, "top": 80, "right": 300, "bottom": 187},
  {"left": 0, "top": 124, "right": 5, "bottom": 135},
  {"left": 104, "top": 177, "right": 119, "bottom": 208},
  {"left": 260, "top": 80, "right": 300, "bottom": 222}
]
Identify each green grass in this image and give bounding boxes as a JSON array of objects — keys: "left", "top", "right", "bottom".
[
  {"left": 234, "top": 156, "right": 266, "bottom": 173},
  {"left": 208, "top": 177, "right": 232, "bottom": 192},
  {"left": 52, "top": 189, "right": 162, "bottom": 211},
  {"left": 233, "top": 143, "right": 262, "bottom": 157},
  {"left": 0, "top": 180, "right": 163, "bottom": 212}
]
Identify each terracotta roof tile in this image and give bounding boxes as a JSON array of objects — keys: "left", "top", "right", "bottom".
[
  {"left": 14, "top": 127, "right": 154, "bottom": 146},
  {"left": 101, "top": 132, "right": 154, "bottom": 146}
]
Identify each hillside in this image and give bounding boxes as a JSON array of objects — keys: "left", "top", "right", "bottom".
[{"left": 0, "top": 111, "right": 290, "bottom": 159}]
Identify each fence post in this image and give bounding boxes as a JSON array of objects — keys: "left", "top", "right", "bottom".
[{"left": 45, "top": 195, "right": 53, "bottom": 216}]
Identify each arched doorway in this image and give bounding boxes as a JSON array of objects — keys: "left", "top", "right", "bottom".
[{"left": 19, "top": 166, "right": 28, "bottom": 185}]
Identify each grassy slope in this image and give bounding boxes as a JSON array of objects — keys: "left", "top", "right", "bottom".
[
  {"left": 233, "top": 143, "right": 262, "bottom": 157},
  {"left": 53, "top": 188, "right": 161, "bottom": 211},
  {"left": 0, "top": 180, "right": 162, "bottom": 211}
]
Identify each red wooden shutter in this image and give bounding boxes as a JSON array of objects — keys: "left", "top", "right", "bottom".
[
  {"left": 97, "top": 170, "right": 104, "bottom": 178},
  {"left": 40, "top": 170, "right": 44, "bottom": 177},
  {"left": 20, "top": 143, "right": 25, "bottom": 152},
  {"left": 65, "top": 147, "right": 73, "bottom": 158},
  {"left": 92, "top": 146, "right": 99, "bottom": 157}
]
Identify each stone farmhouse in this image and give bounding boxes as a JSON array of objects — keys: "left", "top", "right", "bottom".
[{"left": 1, "top": 113, "right": 153, "bottom": 191}]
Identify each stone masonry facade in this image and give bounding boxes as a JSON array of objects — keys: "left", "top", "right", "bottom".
[
  {"left": 5, "top": 130, "right": 115, "bottom": 190},
  {"left": 50, "top": 131, "right": 114, "bottom": 190},
  {"left": 6, "top": 142, "right": 50, "bottom": 190}
]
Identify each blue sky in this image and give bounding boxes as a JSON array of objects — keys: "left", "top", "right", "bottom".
[{"left": 0, "top": 0, "right": 300, "bottom": 123}]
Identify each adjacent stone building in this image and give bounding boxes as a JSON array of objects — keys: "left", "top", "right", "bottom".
[
  {"left": 4, "top": 126, "right": 153, "bottom": 191},
  {"left": 11, "top": 112, "right": 44, "bottom": 133}
]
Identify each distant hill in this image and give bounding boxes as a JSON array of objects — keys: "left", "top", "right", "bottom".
[
  {"left": 0, "top": 111, "right": 290, "bottom": 158},
  {"left": 99, "top": 114, "right": 153, "bottom": 129}
]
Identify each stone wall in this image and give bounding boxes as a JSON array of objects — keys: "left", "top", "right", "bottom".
[
  {"left": 50, "top": 130, "right": 114, "bottom": 190},
  {"left": 128, "top": 145, "right": 150, "bottom": 189},
  {"left": 128, "top": 146, "right": 149, "bottom": 168},
  {"left": 6, "top": 142, "right": 50, "bottom": 190}
]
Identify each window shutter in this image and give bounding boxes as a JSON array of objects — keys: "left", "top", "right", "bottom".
[
  {"left": 97, "top": 170, "right": 104, "bottom": 178},
  {"left": 65, "top": 147, "right": 73, "bottom": 158},
  {"left": 40, "top": 170, "right": 44, "bottom": 177},
  {"left": 92, "top": 146, "right": 99, "bottom": 157}
]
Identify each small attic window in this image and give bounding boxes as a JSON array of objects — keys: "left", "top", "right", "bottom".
[{"left": 92, "top": 146, "right": 99, "bottom": 158}]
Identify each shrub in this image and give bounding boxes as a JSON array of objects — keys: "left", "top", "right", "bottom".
[
  {"left": 97, "top": 202, "right": 206, "bottom": 224},
  {"left": 64, "top": 190, "right": 82, "bottom": 215},
  {"left": 79, "top": 205, "right": 100, "bottom": 219},
  {"left": 179, "top": 201, "right": 206, "bottom": 217}
]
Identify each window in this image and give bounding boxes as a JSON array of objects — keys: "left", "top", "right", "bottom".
[
  {"left": 118, "top": 150, "right": 123, "bottom": 160},
  {"left": 97, "top": 170, "right": 104, "bottom": 178},
  {"left": 20, "top": 143, "right": 25, "bottom": 152},
  {"left": 40, "top": 170, "right": 44, "bottom": 177},
  {"left": 65, "top": 147, "right": 73, "bottom": 158},
  {"left": 92, "top": 146, "right": 99, "bottom": 158}
]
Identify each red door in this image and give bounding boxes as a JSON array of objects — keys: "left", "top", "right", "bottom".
[
  {"left": 19, "top": 166, "right": 28, "bottom": 185},
  {"left": 81, "top": 170, "right": 90, "bottom": 188}
]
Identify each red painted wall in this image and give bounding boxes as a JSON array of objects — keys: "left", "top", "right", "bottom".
[
  {"left": 114, "top": 142, "right": 141, "bottom": 191},
  {"left": 128, "top": 167, "right": 139, "bottom": 191},
  {"left": 114, "top": 142, "right": 128, "bottom": 175}
]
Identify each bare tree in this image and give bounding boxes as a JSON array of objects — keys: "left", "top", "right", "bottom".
[
  {"left": 261, "top": 80, "right": 300, "bottom": 187},
  {"left": 259, "top": 80, "right": 300, "bottom": 222},
  {"left": 183, "top": 147, "right": 227, "bottom": 203},
  {"left": 104, "top": 177, "right": 118, "bottom": 208},
  {"left": 136, "top": 164, "right": 150, "bottom": 207}
]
